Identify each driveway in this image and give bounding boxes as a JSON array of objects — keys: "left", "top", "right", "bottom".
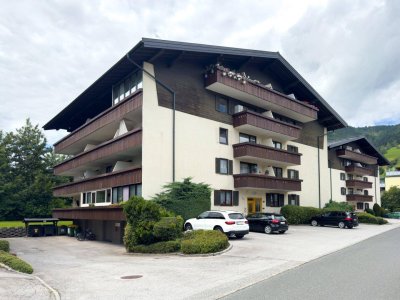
[{"left": 6, "top": 220, "right": 400, "bottom": 300}]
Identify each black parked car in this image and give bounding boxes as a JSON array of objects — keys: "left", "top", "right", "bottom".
[
  {"left": 310, "top": 211, "right": 358, "bottom": 229},
  {"left": 246, "top": 213, "right": 289, "bottom": 234}
]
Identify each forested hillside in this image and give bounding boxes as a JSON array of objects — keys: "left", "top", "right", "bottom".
[{"left": 328, "top": 125, "right": 400, "bottom": 168}]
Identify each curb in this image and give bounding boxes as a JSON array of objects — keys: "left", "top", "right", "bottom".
[{"left": 0, "top": 263, "right": 60, "bottom": 300}]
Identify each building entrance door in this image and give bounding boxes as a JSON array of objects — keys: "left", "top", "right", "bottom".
[{"left": 247, "top": 198, "right": 262, "bottom": 214}]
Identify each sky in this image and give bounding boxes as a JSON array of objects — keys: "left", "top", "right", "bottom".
[{"left": 1, "top": 0, "right": 399, "bottom": 144}]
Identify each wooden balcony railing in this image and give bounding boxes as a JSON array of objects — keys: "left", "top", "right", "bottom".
[
  {"left": 346, "top": 194, "right": 373, "bottom": 202},
  {"left": 233, "top": 174, "right": 302, "bottom": 191},
  {"left": 205, "top": 68, "right": 318, "bottom": 122},
  {"left": 346, "top": 179, "right": 372, "bottom": 189},
  {"left": 53, "top": 206, "right": 125, "bottom": 221},
  {"left": 54, "top": 129, "right": 142, "bottom": 175},
  {"left": 54, "top": 90, "right": 143, "bottom": 154},
  {"left": 337, "top": 149, "right": 378, "bottom": 165},
  {"left": 345, "top": 165, "right": 375, "bottom": 176},
  {"left": 53, "top": 167, "right": 142, "bottom": 197},
  {"left": 233, "top": 111, "right": 301, "bottom": 140},
  {"left": 233, "top": 143, "right": 301, "bottom": 166}
]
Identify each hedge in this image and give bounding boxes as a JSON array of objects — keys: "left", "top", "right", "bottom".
[
  {"left": 0, "top": 240, "right": 10, "bottom": 252},
  {"left": 153, "top": 217, "right": 184, "bottom": 242},
  {"left": 357, "top": 212, "right": 388, "bottom": 225},
  {"left": 280, "top": 205, "right": 323, "bottom": 224},
  {"left": 181, "top": 230, "right": 229, "bottom": 254},
  {"left": 127, "top": 240, "right": 181, "bottom": 254},
  {"left": 0, "top": 250, "right": 33, "bottom": 274}
]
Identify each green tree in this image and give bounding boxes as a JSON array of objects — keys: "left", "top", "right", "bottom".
[
  {"left": 152, "top": 178, "right": 211, "bottom": 220},
  {"left": 381, "top": 187, "right": 400, "bottom": 212},
  {"left": 0, "top": 119, "right": 71, "bottom": 220}
]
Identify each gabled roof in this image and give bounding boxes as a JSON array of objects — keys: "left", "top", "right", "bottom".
[
  {"left": 328, "top": 136, "right": 390, "bottom": 166},
  {"left": 44, "top": 38, "right": 347, "bottom": 132}
]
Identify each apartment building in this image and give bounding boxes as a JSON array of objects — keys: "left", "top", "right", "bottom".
[
  {"left": 328, "top": 137, "right": 389, "bottom": 211},
  {"left": 46, "top": 38, "right": 361, "bottom": 242},
  {"left": 385, "top": 171, "right": 400, "bottom": 191}
]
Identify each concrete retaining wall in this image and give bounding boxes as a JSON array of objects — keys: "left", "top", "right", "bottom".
[{"left": 0, "top": 227, "right": 26, "bottom": 238}]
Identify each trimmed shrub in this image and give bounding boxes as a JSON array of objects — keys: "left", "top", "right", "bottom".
[
  {"left": 0, "top": 250, "right": 33, "bottom": 274},
  {"left": 152, "top": 178, "right": 211, "bottom": 221},
  {"left": 357, "top": 212, "right": 388, "bottom": 224},
  {"left": 324, "top": 200, "right": 354, "bottom": 212},
  {"left": 280, "top": 205, "right": 323, "bottom": 224},
  {"left": 377, "top": 217, "right": 388, "bottom": 225},
  {"left": 128, "top": 240, "right": 181, "bottom": 254},
  {"left": 365, "top": 208, "right": 375, "bottom": 215},
  {"left": 0, "top": 240, "right": 10, "bottom": 252},
  {"left": 181, "top": 230, "right": 229, "bottom": 254},
  {"left": 153, "top": 217, "right": 184, "bottom": 242},
  {"left": 373, "top": 203, "right": 382, "bottom": 217}
]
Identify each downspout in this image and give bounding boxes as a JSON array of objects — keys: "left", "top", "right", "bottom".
[{"left": 126, "top": 54, "right": 176, "bottom": 182}]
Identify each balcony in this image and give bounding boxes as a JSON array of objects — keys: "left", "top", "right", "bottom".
[
  {"left": 337, "top": 149, "right": 377, "bottom": 165},
  {"left": 53, "top": 167, "right": 142, "bottom": 197},
  {"left": 205, "top": 68, "right": 318, "bottom": 123},
  {"left": 233, "top": 174, "right": 302, "bottom": 191},
  {"left": 346, "top": 194, "right": 373, "bottom": 202},
  {"left": 345, "top": 165, "right": 375, "bottom": 176},
  {"left": 54, "top": 90, "right": 143, "bottom": 155},
  {"left": 53, "top": 206, "right": 125, "bottom": 221},
  {"left": 233, "top": 111, "right": 301, "bottom": 141},
  {"left": 233, "top": 143, "right": 301, "bottom": 167},
  {"left": 54, "top": 129, "right": 142, "bottom": 176},
  {"left": 346, "top": 179, "right": 372, "bottom": 189}
]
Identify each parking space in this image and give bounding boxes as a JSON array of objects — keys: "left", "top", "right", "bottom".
[{"left": 5, "top": 221, "right": 400, "bottom": 300}]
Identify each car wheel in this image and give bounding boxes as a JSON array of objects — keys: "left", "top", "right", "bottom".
[
  {"left": 214, "top": 226, "right": 224, "bottom": 233},
  {"left": 264, "top": 225, "right": 272, "bottom": 234},
  {"left": 338, "top": 222, "right": 345, "bottom": 229},
  {"left": 311, "top": 220, "right": 318, "bottom": 227},
  {"left": 278, "top": 231, "right": 286, "bottom": 234},
  {"left": 236, "top": 235, "right": 244, "bottom": 239},
  {"left": 184, "top": 223, "right": 193, "bottom": 231}
]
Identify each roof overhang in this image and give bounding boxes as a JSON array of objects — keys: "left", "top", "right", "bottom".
[{"left": 44, "top": 38, "right": 347, "bottom": 132}]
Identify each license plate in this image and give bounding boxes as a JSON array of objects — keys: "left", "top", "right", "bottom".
[
  {"left": 236, "top": 221, "right": 244, "bottom": 225},
  {"left": 280, "top": 222, "right": 285, "bottom": 224}
]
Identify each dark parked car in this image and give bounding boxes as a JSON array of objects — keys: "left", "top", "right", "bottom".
[
  {"left": 246, "top": 213, "right": 289, "bottom": 234},
  {"left": 310, "top": 211, "right": 358, "bottom": 229}
]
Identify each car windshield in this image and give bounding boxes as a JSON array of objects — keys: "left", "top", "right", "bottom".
[
  {"left": 273, "top": 215, "right": 286, "bottom": 221},
  {"left": 228, "top": 213, "right": 244, "bottom": 220}
]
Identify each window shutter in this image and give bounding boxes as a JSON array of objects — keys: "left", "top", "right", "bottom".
[
  {"left": 214, "top": 190, "right": 220, "bottom": 206},
  {"left": 266, "top": 194, "right": 271, "bottom": 206},
  {"left": 295, "top": 170, "right": 299, "bottom": 179},
  {"left": 233, "top": 191, "right": 239, "bottom": 206},
  {"left": 228, "top": 160, "right": 233, "bottom": 175},
  {"left": 215, "top": 158, "right": 220, "bottom": 174},
  {"left": 279, "top": 194, "right": 284, "bottom": 207}
]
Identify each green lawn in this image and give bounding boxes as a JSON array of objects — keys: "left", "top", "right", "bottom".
[
  {"left": 385, "top": 146, "right": 400, "bottom": 168},
  {"left": 0, "top": 220, "right": 73, "bottom": 228}
]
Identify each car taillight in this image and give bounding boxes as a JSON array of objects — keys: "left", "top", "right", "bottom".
[
  {"left": 344, "top": 217, "right": 352, "bottom": 221},
  {"left": 225, "top": 221, "right": 235, "bottom": 225},
  {"left": 271, "top": 219, "right": 280, "bottom": 224}
]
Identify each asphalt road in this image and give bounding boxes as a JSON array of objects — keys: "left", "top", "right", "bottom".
[{"left": 223, "top": 226, "right": 400, "bottom": 300}]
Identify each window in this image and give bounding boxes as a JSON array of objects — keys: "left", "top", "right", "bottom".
[
  {"left": 266, "top": 193, "right": 284, "bottom": 207},
  {"left": 129, "top": 184, "right": 142, "bottom": 197},
  {"left": 288, "top": 194, "right": 300, "bottom": 206},
  {"left": 214, "top": 190, "right": 239, "bottom": 206},
  {"left": 240, "top": 162, "right": 258, "bottom": 174},
  {"left": 112, "top": 187, "right": 123, "bottom": 203},
  {"left": 106, "top": 165, "right": 113, "bottom": 173},
  {"left": 364, "top": 190, "right": 369, "bottom": 196},
  {"left": 340, "top": 173, "right": 346, "bottom": 180},
  {"left": 87, "top": 192, "right": 92, "bottom": 204},
  {"left": 287, "top": 145, "right": 298, "bottom": 153},
  {"left": 273, "top": 167, "right": 283, "bottom": 178},
  {"left": 357, "top": 202, "right": 364, "bottom": 210},
  {"left": 365, "top": 203, "right": 369, "bottom": 210},
  {"left": 198, "top": 212, "right": 209, "bottom": 219},
  {"left": 341, "top": 187, "right": 346, "bottom": 195},
  {"left": 216, "top": 97, "right": 228, "bottom": 113},
  {"left": 239, "top": 133, "right": 256, "bottom": 144},
  {"left": 273, "top": 141, "right": 282, "bottom": 149},
  {"left": 342, "top": 159, "right": 351, "bottom": 167},
  {"left": 215, "top": 158, "right": 232, "bottom": 175},
  {"left": 96, "top": 190, "right": 106, "bottom": 203},
  {"left": 363, "top": 177, "right": 368, "bottom": 182},
  {"left": 347, "top": 174, "right": 353, "bottom": 180},
  {"left": 82, "top": 193, "right": 87, "bottom": 204},
  {"left": 348, "top": 188, "right": 354, "bottom": 195},
  {"left": 112, "top": 70, "right": 142, "bottom": 105},
  {"left": 288, "top": 169, "right": 299, "bottom": 179},
  {"left": 219, "top": 128, "right": 228, "bottom": 144}
]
